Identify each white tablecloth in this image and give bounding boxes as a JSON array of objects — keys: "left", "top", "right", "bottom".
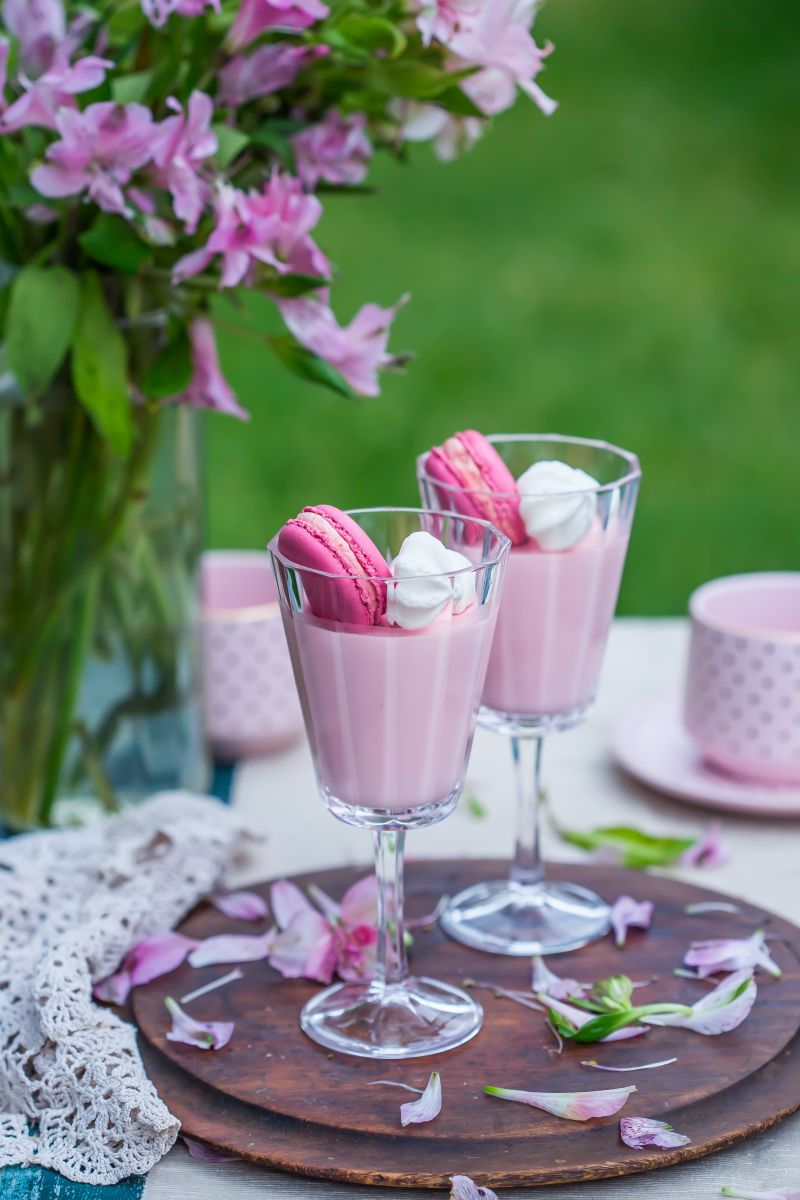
[{"left": 144, "top": 618, "right": 800, "bottom": 1199}]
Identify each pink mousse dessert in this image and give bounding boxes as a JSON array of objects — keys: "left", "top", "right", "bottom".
[
  {"left": 423, "top": 433, "right": 635, "bottom": 726},
  {"left": 274, "top": 506, "right": 502, "bottom": 813}
]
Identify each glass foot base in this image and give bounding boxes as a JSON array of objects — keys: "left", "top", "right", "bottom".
[
  {"left": 300, "top": 976, "right": 483, "bottom": 1059},
  {"left": 440, "top": 879, "right": 611, "bottom": 956}
]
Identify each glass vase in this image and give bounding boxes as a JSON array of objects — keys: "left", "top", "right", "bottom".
[{"left": 0, "top": 359, "right": 208, "bottom": 831}]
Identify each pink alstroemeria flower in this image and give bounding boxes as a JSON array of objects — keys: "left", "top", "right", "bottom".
[
  {"left": 400, "top": 1071, "right": 442, "bottom": 1126},
  {"left": 531, "top": 955, "right": 586, "bottom": 1000},
  {"left": 538, "top": 992, "right": 647, "bottom": 1043},
  {"left": 269, "top": 876, "right": 379, "bottom": 983},
  {"left": 31, "top": 101, "right": 156, "bottom": 215},
  {"left": 219, "top": 44, "right": 326, "bottom": 108},
  {"left": 449, "top": 0, "right": 557, "bottom": 117},
  {"left": 228, "top": 0, "right": 330, "bottom": 51},
  {"left": 211, "top": 889, "right": 268, "bottom": 921},
  {"left": 153, "top": 92, "right": 216, "bottom": 233},
  {"left": 610, "top": 896, "right": 654, "bottom": 949},
  {"left": 93, "top": 930, "right": 198, "bottom": 1005},
  {"left": 680, "top": 820, "right": 729, "bottom": 868},
  {"left": 643, "top": 969, "right": 757, "bottom": 1036},
  {"left": 416, "top": 0, "right": 479, "bottom": 47},
  {"left": 2, "top": 0, "right": 65, "bottom": 76},
  {"left": 171, "top": 319, "right": 249, "bottom": 420},
  {"left": 684, "top": 930, "right": 782, "bottom": 979},
  {"left": 142, "top": 0, "right": 220, "bottom": 26},
  {"left": 277, "top": 294, "right": 408, "bottom": 398},
  {"left": 1, "top": 55, "right": 112, "bottom": 132},
  {"left": 450, "top": 1176, "right": 498, "bottom": 1200},
  {"left": 164, "top": 996, "right": 233, "bottom": 1050},
  {"left": 173, "top": 173, "right": 329, "bottom": 288},
  {"left": 293, "top": 110, "right": 372, "bottom": 190},
  {"left": 395, "top": 101, "right": 483, "bottom": 162},
  {"left": 619, "top": 1116, "right": 690, "bottom": 1150},
  {"left": 484, "top": 1083, "right": 636, "bottom": 1121}
]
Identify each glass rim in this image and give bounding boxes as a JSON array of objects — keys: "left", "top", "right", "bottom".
[
  {"left": 268, "top": 506, "right": 510, "bottom": 583},
  {"left": 416, "top": 432, "right": 642, "bottom": 499}
]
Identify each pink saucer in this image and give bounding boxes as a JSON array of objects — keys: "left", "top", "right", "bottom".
[{"left": 613, "top": 694, "right": 800, "bottom": 817}]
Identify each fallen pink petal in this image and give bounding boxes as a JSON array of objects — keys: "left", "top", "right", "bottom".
[
  {"left": 619, "top": 1116, "right": 690, "bottom": 1149},
  {"left": 400, "top": 1071, "right": 442, "bottom": 1126},
  {"left": 271, "top": 878, "right": 317, "bottom": 928},
  {"left": 484, "top": 1084, "right": 636, "bottom": 1121},
  {"left": 188, "top": 931, "right": 273, "bottom": 968},
  {"left": 610, "top": 896, "right": 653, "bottom": 949},
  {"left": 680, "top": 821, "right": 729, "bottom": 868},
  {"left": 684, "top": 930, "right": 781, "bottom": 979},
  {"left": 450, "top": 1175, "right": 499, "bottom": 1200},
  {"left": 182, "top": 1136, "right": 241, "bottom": 1162},
  {"left": 643, "top": 969, "right": 757, "bottom": 1035},
  {"left": 211, "top": 890, "right": 268, "bottom": 921},
  {"left": 165, "top": 996, "right": 234, "bottom": 1050},
  {"left": 93, "top": 930, "right": 198, "bottom": 1004},
  {"left": 539, "top": 993, "right": 647, "bottom": 1043},
  {"left": 269, "top": 909, "right": 337, "bottom": 982},
  {"left": 581, "top": 1056, "right": 677, "bottom": 1073},
  {"left": 531, "top": 955, "right": 586, "bottom": 999}
]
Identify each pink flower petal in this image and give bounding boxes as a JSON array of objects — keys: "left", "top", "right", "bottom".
[
  {"left": 93, "top": 930, "right": 197, "bottom": 1002},
  {"left": 680, "top": 820, "right": 729, "bottom": 868},
  {"left": 484, "top": 1084, "right": 636, "bottom": 1121},
  {"left": 531, "top": 956, "right": 586, "bottom": 999},
  {"left": 610, "top": 896, "right": 654, "bottom": 949},
  {"left": 165, "top": 996, "right": 234, "bottom": 1049},
  {"left": 684, "top": 930, "right": 781, "bottom": 979},
  {"left": 400, "top": 1072, "right": 442, "bottom": 1126},
  {"left": 188, "top": 931, "right": 273, "bottom": 968},
  {"left": 538, "top": 993, "right": 648, "bottom": 1042},
  {"left": 722, "top": 1189, "right": 800, "bottom": 1199},
  {"left": 211, "top": 890, "right": 268, "bottom": 921},
  {"left": 644, "top": 970, "right": 757, "bottom": 1035},
  {"left": 93, "top": 967, "right": 132, "bottom": 1005},
  {"left": 182, "top": 1136, "right": 241, "bottom": 1162},
  {"left": 339, "top": 874, "right": 378, "bottom": 927},
  {"left": 269, "top": 910, "right": 337, "bottom": 982},
  {"left": 450, "top": 1176, "right": 498, "bottom": 1200},
  {"left": 619, "top": 1116, "right": 690, "bottom": 1149},
  {"left": 271, "top": 879, "right": 316, "bottom": 929}
]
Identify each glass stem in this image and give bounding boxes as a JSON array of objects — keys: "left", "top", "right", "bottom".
[
  {"left": 509, "top": 735, "right": 545, "bottom": 887},
  {"left": 372, "top": 830, "right": 408, "bottom": 989}
]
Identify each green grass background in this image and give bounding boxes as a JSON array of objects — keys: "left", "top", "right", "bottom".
[{"left": 209, "top": 0, "right": 799, "bottom": 614}]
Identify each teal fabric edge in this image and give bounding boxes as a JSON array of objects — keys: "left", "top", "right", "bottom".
[{"left": 1, "top": 763, "right": 237, "bottom": 1198}]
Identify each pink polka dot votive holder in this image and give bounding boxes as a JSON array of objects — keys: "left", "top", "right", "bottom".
[
  {"left": 201, "top": 551, "right": 304, "bottom": 760},
  {"left": 684, "top": 573, "right": 800, "bottom": 785}
]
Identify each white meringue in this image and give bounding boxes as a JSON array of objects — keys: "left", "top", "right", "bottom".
[
  {"left": 387, "top": 531, "right": 476, "bottom": 630},
  {"left": 516, "top": 460, "right": 600, "bottom": 551}
]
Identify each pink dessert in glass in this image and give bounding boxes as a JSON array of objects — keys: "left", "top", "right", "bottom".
[
  {"left": 418, "top": 433, "right": 640, "bottom": 957},
  {"left": 268, "top": 505, "right": 508, "bottom": 1060}
]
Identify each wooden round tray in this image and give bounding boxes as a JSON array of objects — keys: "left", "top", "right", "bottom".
[{"left": 133, "top": 860, "right": 800, "bottom": 1189}]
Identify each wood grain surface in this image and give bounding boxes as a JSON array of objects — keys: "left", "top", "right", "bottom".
[{"left": 133, "top": 859, "right": 800, "bottom": 1189}]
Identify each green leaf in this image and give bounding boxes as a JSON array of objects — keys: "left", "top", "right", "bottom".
[
  {"left": 268, "top": 273, "right": 329, "bottom": 299},
  {"left": 71, "top": 272, "right": 132, "bottom": 457},
  {"left": 464, "top": 790, "right": 487, "bottom": 819},
  {"left": 558, "top": 824, "right": 696, "bottom": 870},
  {"left": 79, "top": 214, "right": 152, "bottom": 273},
  {"left": 5, "top": 265, "right": 80, "bottom": 395},
  {"left": 249, "top": 125, "right": 296, "bottom": 172},
  {"left": 546, "top": 1008, "right": 579, "bottom": 1039},
  {"left": 111, "top": 70, "right": 153, "bottom": 105},
  {"left": 269, "top": 335, "right": 355, "bottom": 399},
  {"left": 6, "top": 184, "right": 42, "bottom": 209},
  {"left": 107, "top": 0, "right": 146, "bottom": 44},
  {"left": 435, "top": 85, "right": 484, "bottom": 118},
  {"left": 140, "top": 330, "right": 193, "bottom": 401},
  {"left": 368, "top": 61, "right": 476, "bottom": 100},
  {"left": 572, "top": 1010, "right": 640, "bottom": 1044},
  {"left": 336, "top": 14, "right": 407, "bottom": 57},
  {"left": 212, "top": 124, "right": 249, "bottom": 169}
]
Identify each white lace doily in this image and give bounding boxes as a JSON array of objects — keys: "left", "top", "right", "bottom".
[{"left": 0, "top": 792, "right": 246, "bottom": 1184}]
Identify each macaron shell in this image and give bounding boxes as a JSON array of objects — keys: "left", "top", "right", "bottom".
[
  {"left": 426, "top": 431, "right": 527, "bottom": 544},
  {"left": 277, "top": 506, "right": 389, "bottom": 626}
]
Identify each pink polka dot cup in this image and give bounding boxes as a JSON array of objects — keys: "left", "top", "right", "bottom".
[
  {"left": 201, "top": 551, "right": 304, "bottom": 760},
  {"left": 684, "top": 573, "right": 800, "bottom": 785}
]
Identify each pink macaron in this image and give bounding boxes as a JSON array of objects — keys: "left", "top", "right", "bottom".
[
  {"left": 425, "top": 430, "right": 527, "bottom": 545},
  {"left": 277, "top": 504, "right": 391, "bottom": 626}
]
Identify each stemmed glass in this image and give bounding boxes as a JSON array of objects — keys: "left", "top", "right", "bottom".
[
  {"left": 418, "top": 436, "right": 640, "bottom": 956},
  {"left": 269, "top": 508, "right": 508, "bottom": 1057}
]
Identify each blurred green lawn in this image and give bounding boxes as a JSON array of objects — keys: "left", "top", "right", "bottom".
[{"left": 209, "top": 0, "right": 799, "bottom": 615}]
